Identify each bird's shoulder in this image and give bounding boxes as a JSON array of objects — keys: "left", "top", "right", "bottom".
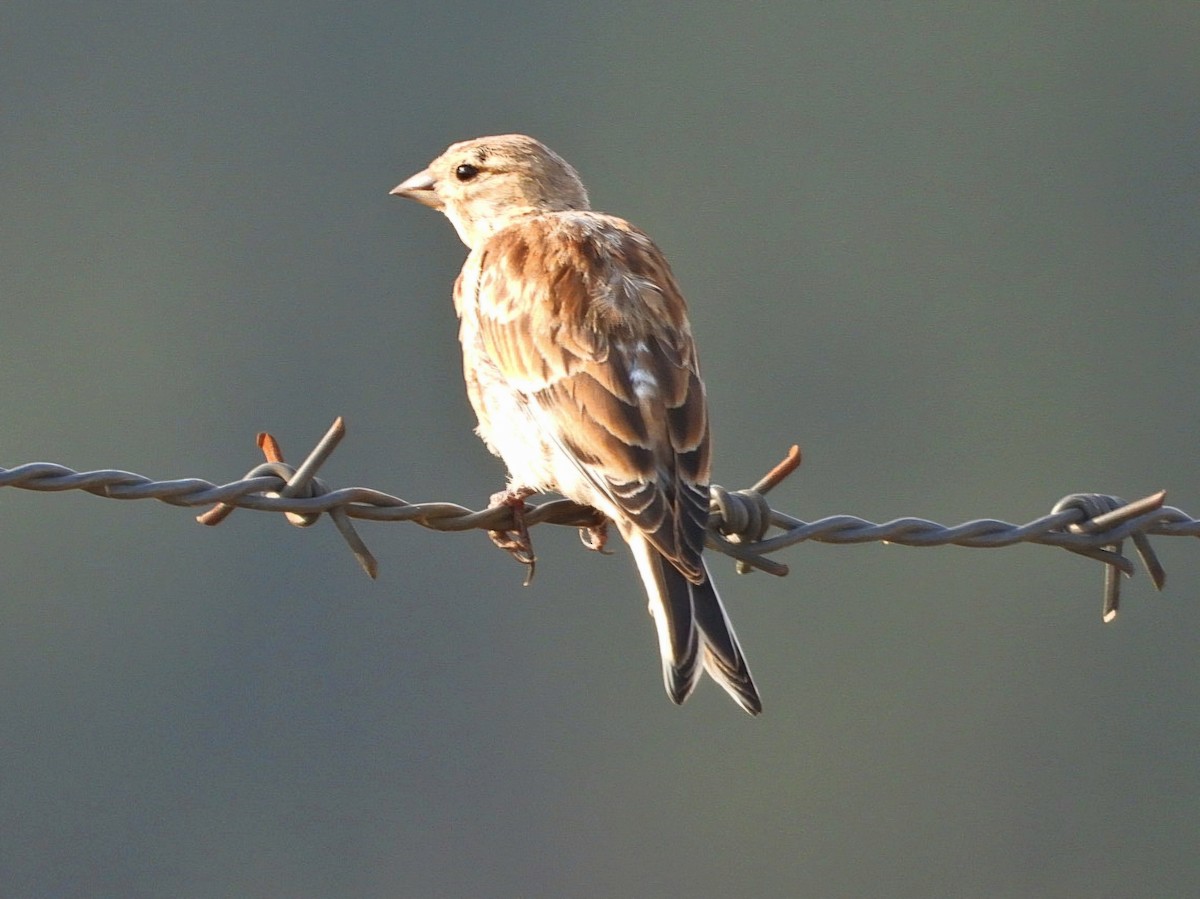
[{"left": 463, "top": 210, "right": 693, "bottom": 357}]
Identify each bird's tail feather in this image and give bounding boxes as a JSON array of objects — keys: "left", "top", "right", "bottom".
[{"left": 631, "top": 536, "right": 762, "bottom": 715}]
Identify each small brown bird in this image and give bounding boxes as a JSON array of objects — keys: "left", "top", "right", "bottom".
[{"left": 392, "top": 134, "right": 761, "bottom": 714}]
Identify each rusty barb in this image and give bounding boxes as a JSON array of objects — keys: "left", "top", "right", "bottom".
[
  {"left": 197, "top": 417, "right": 379, "bottom": 579},
  {"left": 2, "top": 419, "right": 1197, "bottom": 621}
]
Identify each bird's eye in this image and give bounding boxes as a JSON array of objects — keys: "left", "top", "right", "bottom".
[{"left": 455, "top": 163, "right": 480, "bottom": 181}]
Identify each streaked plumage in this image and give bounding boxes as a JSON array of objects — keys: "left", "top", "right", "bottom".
[{"left": 392, "top": 134, "right": 761, "bottom": 714}]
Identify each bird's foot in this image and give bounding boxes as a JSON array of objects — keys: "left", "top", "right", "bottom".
[{"left": 487, "top": 487, "right": 537, "bottom": 585}]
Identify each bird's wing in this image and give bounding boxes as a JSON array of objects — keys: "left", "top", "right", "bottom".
[{"left": 469, "top": 213, "right": 712, "bottom": 581}]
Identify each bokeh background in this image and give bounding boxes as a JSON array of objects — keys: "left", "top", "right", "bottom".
[{"left": 2, "top": 4, "right": 1198, "bottom": 896}]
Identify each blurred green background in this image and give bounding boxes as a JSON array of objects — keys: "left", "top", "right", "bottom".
[{"left": 2, "top": 4, "right": 1198, "bottom": 896}]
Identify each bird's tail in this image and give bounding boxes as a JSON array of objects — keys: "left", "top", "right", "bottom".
[{"left": 630, "top": 535, "right": 762, "bottom": 715}]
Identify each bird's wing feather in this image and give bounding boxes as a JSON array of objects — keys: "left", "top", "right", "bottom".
[{"left": 472, "top": 213, "right": 711, "bottom": 580}]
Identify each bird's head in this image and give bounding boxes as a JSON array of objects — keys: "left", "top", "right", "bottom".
[{"left": 391, "top": 134, "right": 590, "bottom": 248}]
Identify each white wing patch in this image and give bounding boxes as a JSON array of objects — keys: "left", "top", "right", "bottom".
[{"left": 627, "top": 340, "right": 659, "bottom": 400}]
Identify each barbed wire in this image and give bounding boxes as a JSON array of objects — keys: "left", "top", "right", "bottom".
[{"left": 2, "top": 418, "right": 1195, "bottom": 622}]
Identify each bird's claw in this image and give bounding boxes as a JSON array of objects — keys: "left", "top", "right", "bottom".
[
  {"left": 579, "top": 518, "right": 612, "bottom": 555},
  {"left": 487, "top": 487, "right": 537, "bottom": 585}
]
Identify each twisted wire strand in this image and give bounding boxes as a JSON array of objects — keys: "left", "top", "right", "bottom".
[
  {"left": 1, "top": 419, "right": 1194, "bottom": 620},
  {"left": 5, "top": 459, "right": 1191, "bottom": 545},
  {"left": 1, "top": 461, "right": 1193, "bottom": 560}
]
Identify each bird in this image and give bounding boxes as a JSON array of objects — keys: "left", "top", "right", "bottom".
[{"left": 391, "top": 134, "right": 761, "bottom": 714}]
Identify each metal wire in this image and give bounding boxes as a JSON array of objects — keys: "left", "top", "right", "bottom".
[{"left": 1, "top": 418, "right": 1194, "bottom": 620}]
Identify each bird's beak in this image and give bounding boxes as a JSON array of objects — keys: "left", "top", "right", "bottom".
[{"left": 390, "top": 168, "right": 442, "bottom": 209}]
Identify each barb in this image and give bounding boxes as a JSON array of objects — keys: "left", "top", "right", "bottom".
[
  {"left": 2, "top": 420, "right": 1196, "bottom": 621},
  {"left": 195, "top": 418, "right": 378, "bottom": 578}
]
